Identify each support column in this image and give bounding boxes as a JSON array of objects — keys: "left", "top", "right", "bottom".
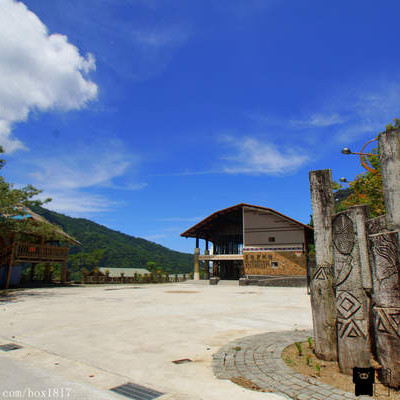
[
  {"left": 194, "top": 237, "right": 200, "bottom": 280},
  {"left": 4, "top": 242, "right": 15, "bottom": 290},
  {"left": 204, "top": 240, "right": 209, "bottom": 280},
  {"left": 309, "top": 169, "right": 337, "bottom": 361},
  {"left": 30, "top": 263, "right": 36, "bottom": 282},
  {"left": 44, "top": 263, "right": 51, "bottom": 283},
  {"left": 212, "top": 261, "right": 218, "bottom": 277},
  {"left": 61, "top": 262, "right": 67, "bottom": 284}
]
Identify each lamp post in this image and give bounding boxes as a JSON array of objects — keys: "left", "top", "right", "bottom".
[{"left": 341, "top": 138, "right": 378, "bottom": 173}]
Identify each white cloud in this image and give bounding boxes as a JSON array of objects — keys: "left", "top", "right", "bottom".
[
  {"left": 334, "top": 83, "right": 400, "bottom": 143},
  {"left": 0, "top": 0, "right": 98, "bottom": 152},
  {"left": 29, "top": 152, "right": 131, "bottom": 190},
  {"left": 131, "top": 28, "right": 188, "bottom": 48},
  {"left": 144, "top": 233, "right": 168, "bottom": 241},
  {"left": 221, "top": 136, "right": 309, "bottom": 175},
  {"left": 22, "top": 141, "right": 145, "bottom": 214},
  {"left": 291, "top": 113, "right": 346, "bottom": 128},
  {"left": 41, "top": 191, "right": 120, "bottom": 214}
]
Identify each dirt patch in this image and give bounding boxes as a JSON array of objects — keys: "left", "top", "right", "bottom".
[
  {"left": 230, "top": 377, "right": 268, "bottom": 392},
  {"left": 282, "top": 341, "right": 400, "bottom": 399}
]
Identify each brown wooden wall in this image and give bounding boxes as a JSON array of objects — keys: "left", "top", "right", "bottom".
[{"left": 243, "top": 251, "right": 307, "bottom": 275}]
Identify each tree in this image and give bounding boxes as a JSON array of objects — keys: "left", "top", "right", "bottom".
[
  {"left": 146, "top": 261, "right": 157, "bottom": 274},
  {"left": 333, "top": 120, "right": 400, "bottom": 218},
  {"left": 0, "top": 146, "right": 58, "bottom": 238}
]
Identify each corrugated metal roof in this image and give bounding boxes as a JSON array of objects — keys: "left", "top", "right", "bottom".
[{"left": 181, "top": 203, "right": 313, "bottom": 239}]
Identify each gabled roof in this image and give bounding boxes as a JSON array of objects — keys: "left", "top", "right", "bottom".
[
  {"left": 180, "top": 203, "right": 313, "bottom": 239},
  {"left": 6, "top": 206, "right": 80, "bottom": 245}
]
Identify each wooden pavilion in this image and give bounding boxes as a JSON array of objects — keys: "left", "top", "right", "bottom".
[
  {"left": 181, "top": 203, "right": 314, "bottom": 280},
  {"left": 0, "top": 207, "right": 80, "bottom": 289}
]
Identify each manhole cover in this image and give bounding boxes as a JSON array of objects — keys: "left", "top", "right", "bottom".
[
  {"left": 110, "top": 382, "right": 163, "bottom": 400},
  {"left": 0, "top": 343, "right": 22, "bottom": 352}
]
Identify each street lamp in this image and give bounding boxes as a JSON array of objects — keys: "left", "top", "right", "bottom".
[{"left": 341, "top": 138, "right": 378, "bottom": 173}]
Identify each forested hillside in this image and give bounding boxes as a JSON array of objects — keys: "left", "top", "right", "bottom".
[{"left": 32, "top": 206, "right": 193, "bottom": 274}]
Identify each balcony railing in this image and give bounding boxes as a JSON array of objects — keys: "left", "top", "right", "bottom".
[{"left": 14, "top": 241, "right": 69, "bottom": 262}]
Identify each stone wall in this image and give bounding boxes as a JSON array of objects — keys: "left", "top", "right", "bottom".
[{"left": 243, "top": 251, "right": 307, "bottom": 276}]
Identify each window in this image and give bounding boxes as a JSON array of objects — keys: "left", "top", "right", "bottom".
[
  {"left": 268, "top": 237, "right": 275, "bottom": 242},
  {"left": 272, "top": 261, "right": 279, "bottom": 269}
]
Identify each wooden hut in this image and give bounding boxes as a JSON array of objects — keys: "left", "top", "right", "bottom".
[
  {"left": 181, "top": 203, "right": 313, "bottom": 280},
  {"left": 0, "top": 207, "right": 80, "bottom": 289}
]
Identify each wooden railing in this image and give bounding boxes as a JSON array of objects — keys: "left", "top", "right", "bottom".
[
  {"left": 83, "top": 275, "right": 188, "bottom": 284},
  {"left": 14, "top": 241, "right": 69, "bottom": 262}
]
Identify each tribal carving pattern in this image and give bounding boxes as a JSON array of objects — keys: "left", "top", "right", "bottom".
[
  {"left": 313, "top": 265, "right": 334, "bottom": 281},
  {"left": 332, "top": 213, "right": 356, "bottom": 288},
  {"left": 338, "top": 319, "right": 366, "bottom": 339},
  {"left": 369, "top": 232, "right": 400, "bottom": 285},
  {"left": 333, "top": 214, "right": 356, "bottom": 255},
  {"left": 374, "top": 308, "right": 400, "bottom": 339},
  {"left": 336, "top": 291, "right": 361, "bottom": 319}
]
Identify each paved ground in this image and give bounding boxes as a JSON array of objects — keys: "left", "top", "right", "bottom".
[
  {"left": 0, "top": 281, "right": 312, "bottom": 400},
  {"left": 212, "top": 330, "right": 374, "bottom": 400}
]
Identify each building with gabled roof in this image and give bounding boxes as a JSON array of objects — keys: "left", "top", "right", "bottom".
[
  {"left": 181, "top": 203, "right": 313, "bottom": 280},
  {"left": 0, "top": 207, "right": 80, "bottom": 288}
]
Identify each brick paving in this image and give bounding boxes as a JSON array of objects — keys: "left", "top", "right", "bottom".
[{"left": 212, "top": 330, "right": 375, "bottom": 400}]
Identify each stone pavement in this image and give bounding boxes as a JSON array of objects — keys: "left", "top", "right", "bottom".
[{"left": 212, "top": 329, "right": 375, "bottom": 400}]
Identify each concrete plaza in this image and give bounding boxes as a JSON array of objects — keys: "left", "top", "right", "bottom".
[{"left": 0, "top": 281, "right": 312, "bottom": 400}]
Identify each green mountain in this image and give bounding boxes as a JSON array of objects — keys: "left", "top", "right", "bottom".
[{"left": 32, "top": 206, "right": 193, "bottom": 275}]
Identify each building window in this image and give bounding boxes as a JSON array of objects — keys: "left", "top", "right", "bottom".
[
  {"left": 272, "top": 261, "right": 279, "bottom": 269},
  {"left": 268, "top": 237, "right": 275, "bottom": 242}
]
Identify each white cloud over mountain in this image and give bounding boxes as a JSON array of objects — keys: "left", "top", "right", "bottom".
[
  {"left": 221, "top": 136, "right": 309, "bottom": 175},
  {"left": 0, "top": 0, "right": 98, "bottom": 152}
]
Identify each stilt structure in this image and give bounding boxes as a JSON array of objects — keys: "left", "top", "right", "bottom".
[{"left": 0, "top": 207, "right": 80, "bottom": 289}]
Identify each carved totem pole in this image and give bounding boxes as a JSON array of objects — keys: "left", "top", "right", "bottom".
[
  {"left": 309, "top": 170, "right": 337, "bottom": 361},
  {"left": 309, "top": 129, "right": 400, "bottom": 388},
  {"left": 332, "top": 206, "right": 372, "bottom": 375},
  {"left": 369, "top": 129, "right": 400, "bottom": 387}
]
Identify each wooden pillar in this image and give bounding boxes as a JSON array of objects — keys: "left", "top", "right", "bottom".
[
  {"left": 309, "top": 169, "right": 337, "bottom": 361},
  {"left": 212, "top": 261, "right": 218, "bottom": 277},
  {"left": 44, "top": 263, "right": 51, "bottom": 283},
  {"left": 30, "top": 263, "right": 36, "bottom": 282},
  {"left": 204, "top": 240, "right": 209, "bottom": 279},
  {"left": 61, "top": 262, "right": 67, "bottom": 284},
  {"left": 332, "top": 206, "right": 372, "bottom": 375},
  {"left": 4, "top": 242, "right": 15, "bottom": 290},
  {"left": 203, "top": 250, "right": 209, "bottom": 280},
  {"left": 194, "top": 237, "right": 200, "bottom": 280},
  {"left": 379, "top": 129, "right": 400, "bottom": 230}
]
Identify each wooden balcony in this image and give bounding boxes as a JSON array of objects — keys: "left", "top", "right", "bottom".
[{"left": 1, "top": 241, "right": 69, "bottom": 266}]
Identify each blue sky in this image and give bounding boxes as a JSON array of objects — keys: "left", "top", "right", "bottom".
[{"left": 1, "top": 0, "right": 399, "bottom": 253}]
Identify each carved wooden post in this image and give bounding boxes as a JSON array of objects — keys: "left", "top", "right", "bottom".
[
  {"left": 309, "top": 169, "right": 337, "bottom": 360},
  {"left": 379, "top": 129, "right": 400, "bottom": 230},
  {"left": 365, "top": 128, "right": 400, "bottom": 387},
  {"left": 367, "top": 216, "right": 400, "bottom": 388},
  {"left": 332, "top": 206, "right": 372, "bottom": 375}
]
